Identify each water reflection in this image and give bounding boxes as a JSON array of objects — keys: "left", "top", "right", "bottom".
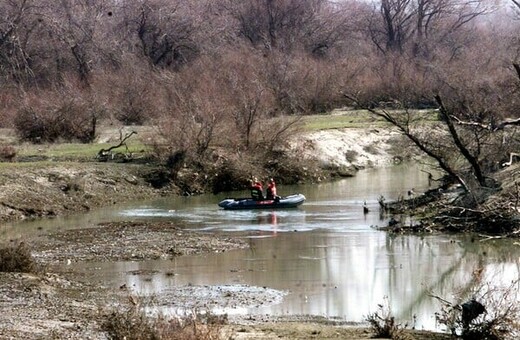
[{"left": 75, "top": 232, "right": 520, "bottom": 331}]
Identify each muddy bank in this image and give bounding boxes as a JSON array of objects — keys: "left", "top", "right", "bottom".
[
  {"left": 0, "top": 221, "right": 247, "bottom": 339},
  {"left": 32, "top": 221, "right": 250, "bottom": 263},
  {"left": 0, "top": 162, "right": 177, "bottom": 223}
]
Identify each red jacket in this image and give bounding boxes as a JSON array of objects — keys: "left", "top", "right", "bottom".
[
  {"left": 251, "top": 181, "right": 264, "bottom": 200},
  {"left": 266, "top": 181, "right": 277, "bottom": 199}
]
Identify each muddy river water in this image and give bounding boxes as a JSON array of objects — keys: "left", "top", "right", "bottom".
[{"left": 6, "top": 163, "right": 520, "bottom": 331}]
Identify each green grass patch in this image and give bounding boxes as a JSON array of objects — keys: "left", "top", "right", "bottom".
[
  {"left": 0, "top": 160, "right": 59, "bottom": 169},
  {"left": 16, "top": 140, "right": 150, "bottom": 160},
  {"left": 301, "top": 109, "right": 439, "bottom": 131},
  {"left": 301, "top": 110, "right": 387, "bottom": 131}
]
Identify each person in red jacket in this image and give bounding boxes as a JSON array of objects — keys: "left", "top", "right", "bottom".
[
  {"left": 266, "top": 178, "right": 280, "bottom": 201},
  {"left": 250, "top": 177, "right": 264, "bottom": 200}
]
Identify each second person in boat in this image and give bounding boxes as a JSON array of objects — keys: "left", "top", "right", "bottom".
[{"left": 266, "top": 178, "right": 280, "bottom": 201}]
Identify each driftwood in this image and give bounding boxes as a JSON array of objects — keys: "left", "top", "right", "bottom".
[{"left": 97, "top": 130, "right": 137, "bottom": 161}]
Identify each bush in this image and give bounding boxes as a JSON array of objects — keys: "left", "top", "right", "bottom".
[
  {"left": 211, "top": 155, "right": 261, "bottom": 194},
  {"left": 0, "top": 144, "right": 16, "bottom": 161},
  {"left": 14, "top": 101, "right": 97, "bottom": 143},
  {"left": 432, "top": 278, "right": 520, "bottom": 340},
  {"left": 366, "top": 297, "right": 408, "bottom": 339},
  {"left": 0, "top": 242, "right": 37, "bottom": 273},
  {"left": 102, "top": 300, "right": 225, "bottom": 340},
  {"left": 108, "top": 69, "right": 162, "bottom": 125}
]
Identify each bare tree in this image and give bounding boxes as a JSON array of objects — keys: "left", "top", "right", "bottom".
[
  {"left": 346, "top": 94, "right": 471, "bottom": 191},
  {"left": 155, "top": 57, "right": 229, "bottom": 158},
  {"left": 366, "top": 0, "right": 493, "bottom": 56},
  {"left": 30, "top": 0, "right": 115, "bottom": 86},
  {"left": 435, "top": 95, "right": 486, "bottom": 187},
  {"left": 346, "top": 58, "right": 520, "bottom": 195},
  {"left": 222, "top": 55, "right": 276, "bottom": 149},
  {"left": 225, "top": 0, "right": 350, "bottom": 56},
  {"left": 119, "top": 0, "right": 200, "bottom": 69},
  {"left": 0, "top": 0, "right": 39, "bottom": 83}
]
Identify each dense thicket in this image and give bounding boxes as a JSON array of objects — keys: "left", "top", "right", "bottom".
[{"left": 0, "top": 0, "right": 519, "bottom": 162}]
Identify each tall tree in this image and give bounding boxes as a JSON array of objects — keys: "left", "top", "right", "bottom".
[
  {"left": 226, "top": 0, "right": 350, "bottom": 56},
  {"left": 120, "top": 0, "right": 200, "bottom": 69},
  {"left": 34, "top": 0, "right": 112, "bottom": 86},
  {"left": 366, "top": 0, "right": 492, "bottom": 56}
]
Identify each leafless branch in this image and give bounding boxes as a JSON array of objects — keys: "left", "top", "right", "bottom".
[
  {"left": 97, "top": 130, "right": 137, "bottom": 160},
  {"left": 345, "top": 93, "right": 469, "bottom": 192},
  {"left": 451, "top": 115, "right": 520, "bottom": 132}
]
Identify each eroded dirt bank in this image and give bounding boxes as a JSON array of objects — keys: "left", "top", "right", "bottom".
[{"left": 0, "top": 162, "right": 177, "bottom": 223}]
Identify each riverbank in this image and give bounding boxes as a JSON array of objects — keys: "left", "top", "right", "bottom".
[
  {"left": 0, "top": 125, "right": 408, "bottom": 223},
  {"left": 1, "top": 221, "right": 452, "bottom": 340},
  {"left": 0, "top": 126, "right": 443, "bottom": 339}
]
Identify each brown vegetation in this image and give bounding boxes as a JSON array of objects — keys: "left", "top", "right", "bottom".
[
  {"left": 366, "top": 297, "right": 409, "bottom": 339},
  {"left": 0, "top": 144, "right": 16, "bottom": 161},
  {"left": 2, "top": 1, "right": 513, "bottom": 128}
]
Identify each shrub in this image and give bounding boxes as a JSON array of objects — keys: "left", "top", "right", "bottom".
[
  {"left": 13, "top": 83, "right": 104, "bottom": 144},
  {"left": 366, "top": 297, "right": 408, "bottom": 339},
  {"left": 432, "top": 278, "right": 520, "bottom": 340},
  {"left": 108, "top": 70, "right": 161, "bottom": 125},
  {"left": 211, "top": 155, "right": 261, "bottom": 194},
  {"left": 0, "top": 144, "right": 16, "bottom": 161},
  {"left": 345, "top": 150, "right": 359, "bottom": 163},
  {"left": 0, "top": 242, "right": 37, "bottom": 273},
  {"left": 14, "top": 101, "right": 97, "bottom": 144},
  {"left": 102, "top": 300, "right": 225, "bottom": 340}
]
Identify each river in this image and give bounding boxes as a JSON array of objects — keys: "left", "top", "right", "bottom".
[{"left": 4, "top": 163, "right": 520, "bottom": 331}]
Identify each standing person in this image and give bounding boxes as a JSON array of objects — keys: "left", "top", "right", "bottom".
[
  {"left": 266, "top": 178, "right": 279, "bottom": 201},
  {"left": 250, "top": 177, "right": 264, "bottom": 200}
]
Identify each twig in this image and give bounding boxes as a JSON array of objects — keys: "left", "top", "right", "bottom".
[{"left": 478, "top": 234, "right": 507, "bottom": 242}]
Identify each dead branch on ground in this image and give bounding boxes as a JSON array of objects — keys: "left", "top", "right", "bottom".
[{"left": 97, "top": 130, "right": 137, "bottom": 161}]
